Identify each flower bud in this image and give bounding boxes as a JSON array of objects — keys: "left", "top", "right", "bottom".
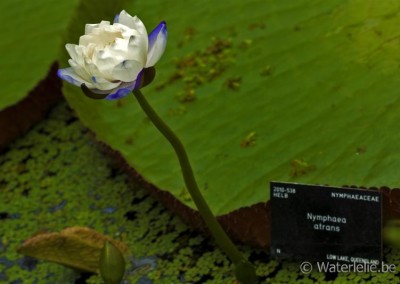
[{"left": 99, "top": 241, "right": 126, "bottom": 284}]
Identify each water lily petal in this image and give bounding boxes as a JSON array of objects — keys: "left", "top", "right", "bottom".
[
  {"left": 87, "top": 87, "right": 110, "bottom": 94},
  {"left": 126, "top": 35, "right": 147, "bottom": 65},
  {"left": 145, "top": 21, "right": 167, "bottom": 67},
  {"left": 110, "top": 36, "right": 145, "bottom": 63},
  {"left": 92, "top": 77, "right": 121, "bottom": 91},
  {"left": 57, "top": 68, "right": 91, "bottom": 87},
  {"left": 92, "top": 36, "right": 144, "bottom": 82},
  {"left": 114, "top": 11, "right": 148, "bottom": 57},
  {"left": 113, "top": 12, "right": 120, "bottom": 24},
  {"left": 83, "top": 62, "right": 121, "bottom": 91},
  {"left": 112, "top": 60, "right": 143, "bottom": 82},
  {"left": 134, "top": 69, "right": 144, "bottom": 89},
  {"left": 79, "top": 35, "right": 95, "bottom": 47},
  {"left": 93, "top": 52, "right": 121, "bottom": 80},
  {"left": 105, "top": 83, "right": 135, "bottom": 100},
  {"left": 71, "top": 46, "right": 86, "bottom": 66},
  {"left": 85, "top": 23, "right": 100, "bottom": 35},
  {"left": 116, "top": 10, "right": 147, "bottom": 37},
  {"left": 98, "top": 21, "right": 111, "bottom": 28},
  {"left": 69, "top": 59, "right": 91, "bottom": 81},
  {"left": 80, "top": 21, "right": 112, "bottom": 46},
  {"left": 65, "top": 44, "right": 79, "bottom": 62}
]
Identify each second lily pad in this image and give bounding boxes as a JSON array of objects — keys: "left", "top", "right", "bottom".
[{"left": 61, "top": 0, "right": 400, "bottom": 218}]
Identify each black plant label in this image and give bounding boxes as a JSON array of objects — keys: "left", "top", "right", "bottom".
[{"left": 270, "top": 181, "right": 382, "bottom": 264}]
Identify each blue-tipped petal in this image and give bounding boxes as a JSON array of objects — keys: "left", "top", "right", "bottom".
[
  {"left": 148, "top": 21, "right": 166, "bottom": 48},
  {"left": 133, "top": 69, "right": 144, "bottom": 90},
  {"left": 105, "top": 84, "right": 135, "bottom": 100},
  {"left": 145, "top": 21, "right": 167, "bottom": 67},
  {"left": 113, "top": 12, "right": 120, "bottom": 24},
  {"left": 57, "top": 68, "right": 88, "bottom": 87}
]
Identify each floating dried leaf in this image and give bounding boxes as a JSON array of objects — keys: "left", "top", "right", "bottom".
[{"left": 17, "top": 226, "right": 131, "bottom": 273}]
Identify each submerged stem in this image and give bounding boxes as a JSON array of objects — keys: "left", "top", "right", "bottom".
[{"left": 132, "top": 90, "right": 255, "bottom": 283}]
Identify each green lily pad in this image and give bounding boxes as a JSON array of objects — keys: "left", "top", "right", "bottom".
[
  {"left": 0, "top": 0, "right": 79, "bottom": 108},
  {"left": 62, "top": 0, "right": 400, "bottom": 216}
]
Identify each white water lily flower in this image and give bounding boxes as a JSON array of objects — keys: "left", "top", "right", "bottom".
[{"left": 58, "top": 10, "right": 167, "bottom": 100}]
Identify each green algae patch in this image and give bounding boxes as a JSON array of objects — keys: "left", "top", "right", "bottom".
[
  {"left": 384, "top": 220, "right": 400, "bottom": 249},
  {"left": 0, "top": 101, "right": 400, "bottom": 283},
  {"left": 0, "top": 102, "right": 240, "bottom": 283}
]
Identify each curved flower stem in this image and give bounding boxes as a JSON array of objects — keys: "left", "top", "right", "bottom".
[{"left": 132, "top": 90, "right": 255, "bottom": 283}]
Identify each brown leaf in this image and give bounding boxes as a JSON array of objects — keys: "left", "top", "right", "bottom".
[{"left": 17, "top": 226, "right": 131, "bottom": 273}]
